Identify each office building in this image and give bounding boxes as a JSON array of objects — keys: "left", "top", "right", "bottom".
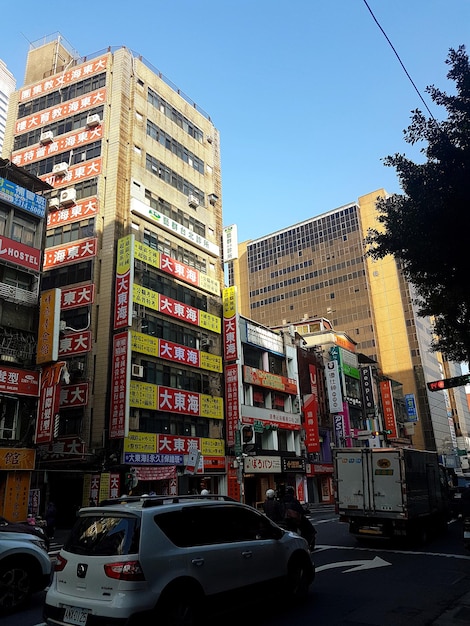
[
  {"left": 3, "top": 35, "right": 224, "bottom": 520},
  {"left": 230, "top": 190, "right": 470, "bottom": 468}
]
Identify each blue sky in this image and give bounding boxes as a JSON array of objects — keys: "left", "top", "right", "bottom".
[{"left": 1, "top": 0, "right": 469, "bottom": 243}]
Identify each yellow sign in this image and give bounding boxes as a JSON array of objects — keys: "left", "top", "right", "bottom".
[
  {"left": 200, "top": 437, "right": 225, "bottom": 456},
  {"left": 131, "top": 331, "right": 158, "bottom": 356},
  {"left": 124, "top": 431, "right": 157, "bottom": 453},
  {"left": 37, "top": 288, "right": 60, "bottom": 364},
  {"left": 223, "top": 286, "right": 237, "bottom": 318},
  {"left": 199, "top": 311, "right": 221, "bottom": 333},
  {"left": 129, "top": 381, "right": 158, "bottom": 409},
  {"left": 200, "top": 352, "right": 223, "bottom": 373},
  {"left": 199, "top": 273, "right": 221, "bottom": 297},
  {"left": 0, "top": 448, "right": 36, "bottom": 470},
  {"left": 2, "top": 472, "right": 31, "bottom": 522},
  {"left": 133, "top": 284, "right": 159, "bottom": 311},
  {"left": 116, "top": 234, "right": 133, "bottom": 274},
  {"left": 134, "top": 241, "right": 160, "bottom": 268},
  {"left": 200, "top": 394, "right": 224, "bottom": 419}
]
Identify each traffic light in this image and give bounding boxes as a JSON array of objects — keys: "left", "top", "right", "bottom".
[{"left": 427, "top": 373, "right": 470, "bottom": 391}]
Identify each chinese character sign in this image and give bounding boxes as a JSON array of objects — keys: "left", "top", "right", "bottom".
[
  {"left": 380, "top": 380, "right": 398, "bottom": 438},
  {"left": 110, "top": 331, "right": 130, "bottom": 438},
  {"left": 35, "top": 362, "right": 65, "bottom": 444}
]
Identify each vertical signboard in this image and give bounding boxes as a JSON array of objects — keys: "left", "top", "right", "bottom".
[
  {"left": 35, "top": 362, "right": 65, "bottom": 443},
  {"left": 225, "top": 363, "right": 241, "bottom": 448},
  {"left": 223, "top": 286, "right": 239, "bottom": 362},
  {"left": 303, "top": 364, "right": 320, "bottom": 452},
  {"left": 360, "top": 366, "right": 376, "bottom": 416},
  {"left": 114, "top": 235, "right": 135, "bottom": 330},
  {"left": 325, "top": 360, "right": 343, "bottom": 413},
  {"left": 37, "top": 289, "right": 61, "bottom": 364},
  {"left": 405, "top": 393, "right": 418, "bottom": 423},
  {"left": 380, "top": 380, "right": 398, "bottom": 438},
  {"left": 110, "top": 331, "right": 131, "bottom": 438}
]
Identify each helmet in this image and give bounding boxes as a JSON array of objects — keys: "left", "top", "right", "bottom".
[
  {"left": 266, "top": 489, "right": 275, "bottom": 499},
  {"left": 201, "top": 489, "right": 210, "bottom": 496}
]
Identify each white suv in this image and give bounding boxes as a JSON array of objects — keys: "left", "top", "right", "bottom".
[
  {"left": 44, "top": 495, "right": 314, "bottom": 625},
  {"left": 0, "top": 530, "right": 51, "bottom": 612}
]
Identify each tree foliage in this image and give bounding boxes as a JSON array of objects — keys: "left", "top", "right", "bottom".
[{"left": 365, "top": 45, "right": 470, "bottom": 362}]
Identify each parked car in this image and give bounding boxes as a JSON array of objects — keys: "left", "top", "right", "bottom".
[
  {"left": 0, "top": 515, "right": 50, "bottom": 549},
  {"left": 44, "top": 494, "right": 315, "bottom": 626},
  {"left": 0, "top": 530, "right": 52, "bottom": 612}
]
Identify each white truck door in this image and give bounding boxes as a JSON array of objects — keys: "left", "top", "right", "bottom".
[
  {"left": 369, "top": 449, "right": 404, "bottom": 513},
  {"left": 335, "top": 449, "right": 368, "bottom": 511}
]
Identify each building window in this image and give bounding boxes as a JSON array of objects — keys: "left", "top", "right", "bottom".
[{"left": 11, "top": 215, "right": 36, "bottom": 247}]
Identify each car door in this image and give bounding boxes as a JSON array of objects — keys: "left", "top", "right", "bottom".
[{"left": 189, "top": 504, "right": 286, "bottom": 590}]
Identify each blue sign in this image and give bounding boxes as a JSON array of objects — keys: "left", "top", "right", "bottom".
[
  {"left": 0, "top": 177, "right": 46, "bottom": 218},
  {"left": 405, "top": 393, "right": 418, "bottom": 422},
  {"left": 124, "top": 452, "right": 184, "bottom": 465}
]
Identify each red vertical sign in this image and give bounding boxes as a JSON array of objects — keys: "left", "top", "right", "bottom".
[
  {"left": 380, "top": 380, "right": 398, "bottom": 438},
  {"left": 35, "top": 362, "right": 65, "bottom": 444},
  {"left": 110, "top": 332, "right": 130, "bottom": 438},
  {"left": 225, "top": 363, "right": 240, "bottom": 447},
  {"left": 303, "top": 364, "right": 320, "bottom": 452}
]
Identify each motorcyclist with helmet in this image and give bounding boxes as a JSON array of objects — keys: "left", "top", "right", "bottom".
[{"left": 262, "top": 488, "right": 284, "bottom": 523}]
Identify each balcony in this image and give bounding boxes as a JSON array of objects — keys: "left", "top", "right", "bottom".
[
  {"left": 0, "top": 281, "right": 38, "bottom": 306},
  {"left": 0, "top": 330, "right": 36, "bottom": 365}
]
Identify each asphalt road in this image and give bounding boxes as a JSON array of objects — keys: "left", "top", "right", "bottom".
[{"left": 5, "top": 508, "right": 470, "bottom": 626}]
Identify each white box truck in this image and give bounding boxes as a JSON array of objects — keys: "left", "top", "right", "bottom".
[{"left": 333, "top": 447, "right": 450, "bottom": 544}]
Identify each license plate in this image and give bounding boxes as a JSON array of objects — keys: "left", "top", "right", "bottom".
[{"left": 64, "top": 606, "right": 89, "bottom": 625}]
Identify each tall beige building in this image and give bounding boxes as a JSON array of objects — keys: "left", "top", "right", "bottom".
[
  {"left": 231, "top": 190, "right": 470, "bottom": 464},
  {"left": 3, "top": 35, "right": 224, "bottom": 522}
]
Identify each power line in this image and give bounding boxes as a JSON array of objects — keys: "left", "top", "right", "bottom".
[{"left": 362, "top": 0, "right": 438, "bottom": 125}]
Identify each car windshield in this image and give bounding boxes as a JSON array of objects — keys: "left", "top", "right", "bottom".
[{"left": 64, "top": 514, "right": 141, "bottom": 556}]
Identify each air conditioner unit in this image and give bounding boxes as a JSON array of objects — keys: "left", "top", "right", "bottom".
[
  {"left": 188, "top": 194, "right": 199, "bottom": 208},
  {"left": 59, "top": 188, "right": 77, "bottom": 206},
  {"left": 70, "top": 361, "right": 84, "bottom": 373},
  {"left": 48, "top": 197, "right": 60, "bottom": 210},
  {"left": 206, "top": 135, "right": 213, "bottom": 144},
  {"left": 52, "top": 162, "right": 69, "bottom": 176},
  {"left": 86, "top": 114, "right": 101, "bottom": 128},
  {"left": 200, "top": 338, "right": 213, "bottom": 349},
  {"left": 132, "top": 364, "right": 144, "bottom": 378},
  {"left": 40, "top": 130, "right": 54, "bottom": 144}
]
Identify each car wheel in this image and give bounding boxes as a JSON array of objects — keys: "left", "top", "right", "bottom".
[
  {"left": 286, "top": 555, "right": 312, "bottom": 599},
  {"left": 0, "top": 561, "right": 33, "bottom": 611},
  {"left": 157, "top": 583, "right": 202, "bottom": 626}
]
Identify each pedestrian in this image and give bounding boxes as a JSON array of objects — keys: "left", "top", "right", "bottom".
[
  {"left": 282, "top": 486, "right": 316, "bottom": 550},
  {"left": 263, "top": 489, "right": 284, "bottom": 523},
  {"left": 45, "top": 501, "right": 57, "bottom": 539}
]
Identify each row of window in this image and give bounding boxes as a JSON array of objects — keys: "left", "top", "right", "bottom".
[
  {"left": 17, "top": 74, "right": 107, "bottom": 119},
  {"left": 0, "top": 204, "right": 38, "bottom": 248},
  {"left": 144, "top": 191, "right": 206, "bottom": 237},
  {"left": 147, "top": 120, "right": 204, "bottom": 173},
  {"left": 139, "top": 312, "right": 200, "bottom": 347},
  {"left": 139, "top": 360, "right": 210, "bottom": 394},
  {"left": 145, "top": 153, "right": 204, "bottom": 206},
  {"left": 13, "top": 106, "right": 105, "bottom": 152},
  {"left": 143, "top": 229, "right": 207, "bottom": 274},
  {"left": 250, "top": 270, "right": 366, "bottom": 308},
  {"left": 141, "top": 269, "right": 207, "bottom": 311},
  {"left": 250, "top": 260, "right": 366, "bottom": 298},
  {"left": 147, "top": 87, "right": 204, "bottom": 142},
  {"left": 249, "top": 213, "right": 359, "bottom": 255},
  {"left": 138, "top": 411, "right": 210, "bottom": 438},
  {"left": 24, "top": 141, "right": 102, "bottom": 178},
  {"left": 46, "top": 218, "right": 95, "bottom": 248}
]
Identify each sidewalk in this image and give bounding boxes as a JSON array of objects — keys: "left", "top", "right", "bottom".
[{"left": 432, "top": 592, "right": 470, "bottom": 625}]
